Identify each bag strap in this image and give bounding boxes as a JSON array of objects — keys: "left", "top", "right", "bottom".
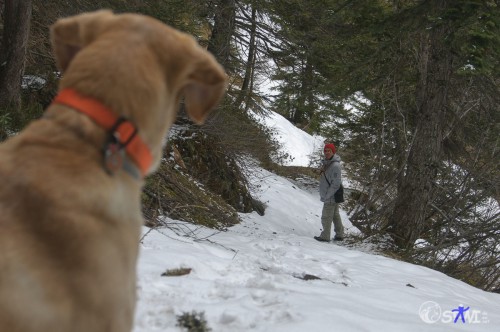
[
  {"left": 322, "top": 172, "right": 331, "bottom": 186},
  {"left": 321, "top": 160, "right": 337, "bottom": 186}
]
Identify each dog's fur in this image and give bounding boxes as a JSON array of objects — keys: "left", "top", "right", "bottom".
[{"left": 0, "top": 10, "right": 226, "bottom": 332}]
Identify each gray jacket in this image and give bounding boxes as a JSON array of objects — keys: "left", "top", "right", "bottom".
[{"left": 319, "top": 154, "right": 342, "bottom": 203}]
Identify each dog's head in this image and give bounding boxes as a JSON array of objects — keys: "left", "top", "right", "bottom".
[{"left": 50, "top": 10, "right": 227, "bottom": 173}]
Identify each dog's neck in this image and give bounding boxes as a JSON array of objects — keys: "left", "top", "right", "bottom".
[{"left": 50, "top": 88, "right": 153, "bottom": 179}]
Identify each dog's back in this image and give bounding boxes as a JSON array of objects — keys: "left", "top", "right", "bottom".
[
  {"left": 0, "top": 123, "right": 141, "bottom": 332},
  {"left": 0, "top": 10, "right": 226, "bottom": 332}
]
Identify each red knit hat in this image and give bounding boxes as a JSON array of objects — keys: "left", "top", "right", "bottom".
[{"left": 324, "top": 143, "right": 336, "bottom": 154}]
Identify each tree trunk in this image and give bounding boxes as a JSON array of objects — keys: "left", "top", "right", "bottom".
[
  {"left": 235, "top": 5, "right": 257, "bottom": 109},
  {"left": 304, "top": 57, "right": 315, "bottom": 125},
  {"left": 293, "top": 58, "right": 313, "bottom": 125},
  {"left": 387, "top": 0, "right": 453, "bottom": 248},
  {"left": 0, "top": 0, "right": 32, "bottom": 110},
  {"left": 207, "top": 0, "right": 236, "bottom": 74},
  {"left": 243, "top": 44, "right": 257, "bottom": 113}
]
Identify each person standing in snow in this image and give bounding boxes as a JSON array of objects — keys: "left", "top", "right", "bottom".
[{"left": 314, "top": 143, "right": 345, "bottom": 242}]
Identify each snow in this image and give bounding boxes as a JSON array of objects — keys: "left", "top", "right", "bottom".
[
  {"left": 251, "top": 111, "right": 325, "bottom": 167},
  {"left": 133, "top": 111, "right": 500, "bottom": 331},
  {"left": 21, "top": 75, "right": 47, "bottom": 89}
]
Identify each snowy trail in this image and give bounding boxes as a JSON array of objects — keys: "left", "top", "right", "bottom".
[{"left": 134, "top": 166, "right": 500, "bottom": 332}]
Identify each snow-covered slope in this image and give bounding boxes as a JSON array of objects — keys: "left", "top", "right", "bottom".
[
  {"left": 133, "top": 111, "right": 499, "bottom": 331},
  {"left": 252, "top": 111, "right": 325, "bottom": 166}
]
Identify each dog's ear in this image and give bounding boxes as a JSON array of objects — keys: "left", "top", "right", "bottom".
[
  {"left": 181, "top": 54, "right": 227, "bottom": 124},
  {"left": 50, "top": 10, "right": 114, "bottom": 72}
]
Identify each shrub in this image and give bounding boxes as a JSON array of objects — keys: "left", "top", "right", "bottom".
[{"left": 176, "top": 311, "right": 211, "bottom": 332}]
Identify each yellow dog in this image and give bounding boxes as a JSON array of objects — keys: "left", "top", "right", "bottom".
[{"left": 0, "top": 10, "right": 226, "bottom": 332}]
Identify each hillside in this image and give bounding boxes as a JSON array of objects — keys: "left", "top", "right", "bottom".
[{"left": 133, "top": 113, "right": 500, "bottom": 332}]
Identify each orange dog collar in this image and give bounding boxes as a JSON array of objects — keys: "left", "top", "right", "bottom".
[{"left": 52, "top": 88, "right": 153, "bottom": 178}]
